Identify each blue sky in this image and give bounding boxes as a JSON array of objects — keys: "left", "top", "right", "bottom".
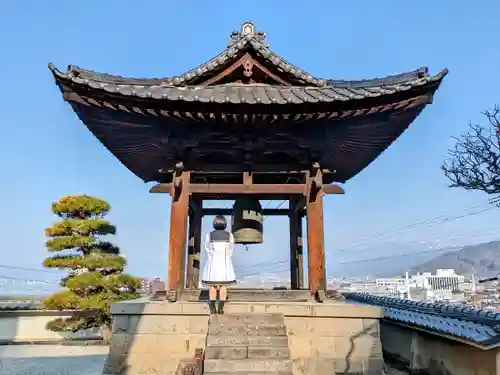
[{"left": 1, "top": 1, "right": 499, "bottom": 290}]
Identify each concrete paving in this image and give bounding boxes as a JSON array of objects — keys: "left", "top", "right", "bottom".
[
  {"left": 0, "top": 344, "right": 407, "bottom": 375},
  {"left": 0, "top": 345, "right": 109, "bottom": 375}
]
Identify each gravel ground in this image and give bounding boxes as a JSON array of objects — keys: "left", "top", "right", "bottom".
[{"left": 0, "top": 345, "right": 408, "bottom": 375}]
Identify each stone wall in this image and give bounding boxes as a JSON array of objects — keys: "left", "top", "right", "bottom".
[
  {"left": 0, "top": 310, "right": 101, "bottom": 344},
  {"left": 281, "top": 302, "right": 384, "bottom": 375},
  {"left": 103, "top": 299, "right": 384, "bottom": 375},
  {"left": 381, "top": 321, "right": 500, "bottom": 375},
  {"left": 103, "top": 300, "right": 209, "bottom": 375}
]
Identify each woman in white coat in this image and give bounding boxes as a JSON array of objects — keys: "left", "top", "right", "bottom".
[{"left": 202, "top": 215, "right": 236, "bottom": 314}]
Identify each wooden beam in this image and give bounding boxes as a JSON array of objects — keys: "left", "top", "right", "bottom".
[
  {"left": 203, "top": 208, "right": 295, "bottom": 216},
  {"left": 289, "top": 199, "right": 304, "bottom": 290},
  {"left": 167, "top": 171, "right": 190, "bottom": 296},
  {"left": 322, "top": 184, "right": 344, "bottom": 194},
  {"left": 306, "top": 173, "right": 326, "bottom": 298},
  {"left": 199, "top": 53, "right": 292, "bottom": 86},
  {"left": 150, "top": 183, "right": 344, "bottom": 196}
]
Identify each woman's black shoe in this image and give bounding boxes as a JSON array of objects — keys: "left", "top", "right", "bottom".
[
  {"left": 209, "top": 301, "right": 217, "bottom": 314},
  {"left": 217, "top": 301, "right": 225, "bottom": 315}
]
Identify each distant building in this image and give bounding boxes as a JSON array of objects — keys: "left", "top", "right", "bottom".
[
  {"left": 139, "top": 277, "right": 161, "bottom": 295},
  {"left": 411, "top": 269, "right": 465, "bottom": 292},
  {"left": 375, "top": 269, "right": 465, "bottom": 294},
  {"left": 375, "top": 277, "right": 406, "bottom": 288}
]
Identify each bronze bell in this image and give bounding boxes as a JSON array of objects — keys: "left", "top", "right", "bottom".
[{"left": 231, "top": 197, "right": 264, "bottom": 244}]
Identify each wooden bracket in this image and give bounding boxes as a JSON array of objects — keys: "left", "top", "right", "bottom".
[
  {"left": 311, "top": 162, "right": 323, "bottom": 190},
  {"left": 172, "top": 162, "right": 185, "bottom": 201},
  {"left": 307, "top": 163, "right": 323, "bottom": 201},
  {"left": 173, "top": 162, "right": 184, "bottom": 188}
]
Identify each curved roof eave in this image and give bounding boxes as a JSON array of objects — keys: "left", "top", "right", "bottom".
[{"left": 48, "top": 63, "right": 448, "bottom": 106}]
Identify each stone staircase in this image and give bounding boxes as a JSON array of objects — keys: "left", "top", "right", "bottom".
[
  {"left": 181, "top": 288, "right": 311, "bottom": 302},
  {"left": 203, "top": 313, "right": 293, "bottom": 375}
]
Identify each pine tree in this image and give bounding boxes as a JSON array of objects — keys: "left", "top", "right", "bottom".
[{"left": 42, "top": 195, "right": 140, "bottom": 340}]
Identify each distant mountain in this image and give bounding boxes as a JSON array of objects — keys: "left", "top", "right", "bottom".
[
  {"left": 410, "top": 240, "right": 500, "bottom": 277},
  {"left": 326, "top": 242, "right": 462, "bottom": 278}
]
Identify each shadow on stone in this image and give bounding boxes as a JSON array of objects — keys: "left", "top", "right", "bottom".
[{"left": 102, "top": 298, "right": 209, "bottom": 375}]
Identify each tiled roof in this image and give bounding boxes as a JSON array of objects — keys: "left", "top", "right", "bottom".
[
  {"left": 0, "top": 300, "right": 42, "bottom": 311},
  {"left": 56, "top": 22, "right": 443, "bottom": 91},
  {"left": 47, "top": 22, "right": 448, "bottom": 184},
  {"left": 53, "top": 22, "right": 327, "bottom": 88},
  {"left": 49, "top": 63, "right": 447, "bottom": 107},
  {"left": 344, "top": 293, "right": 500, "bottom": 349}
]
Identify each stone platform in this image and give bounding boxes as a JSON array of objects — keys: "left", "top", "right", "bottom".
[
  {"left": 180, "top": 288, "right": 312, "bottom": 302},
  {"left": 103, "top": 297, "right": 384, "bottom": 375}
]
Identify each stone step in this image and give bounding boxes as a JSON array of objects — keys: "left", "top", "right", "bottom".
[
  {"left": 210, "top": 313, "right": 285, "bottom": 327},
  {"left": 247, "top": 346, "right": 290, "bottom": 360},
  {"left": 205, "top": 346, "right": 290, "bottom": 360},
  {"left": 207, "top": 335, "right": 289, "bottom": 347},
  {"left": 205, "top": 346, "right": 248, "bottom": 360},
  {"left": 208, "top": 324, "right": 287, "bottom": 336},
  {"left": 204, "top": 359, "right": 292, "bottom": 373},
  {"left": 181, "top": 288, "right": 311, "bottom": 302}
]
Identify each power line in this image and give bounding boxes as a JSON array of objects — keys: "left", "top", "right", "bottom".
[
  {"left": 338, "top": 204, "right": 496, "bottom": 252},
  {"left": 235, "top": 248, "right": 452, "bottom": 278},
  {"left": 263, "top": 200, "right": 286, "bottom": 221},
  {"left": 0, "top": 264, "right": 60, "bottom": 274},
  {"left": 337, "top": 248, "right": 451, "bottom": 265},
  {"left": 0, "top": 275, "right": 57, "bottom": 284},
  {"left": 336, "top": 226, "right": 500, "bottom": 259},
  {"left": 339, "top": 203, "right": 492, "bottom": 250},
  {"left": 236, "top": 226, "right": 500, "bottom": 277},
  {"left": 341, "top": 203, "right": 490, "bottom": 244}
]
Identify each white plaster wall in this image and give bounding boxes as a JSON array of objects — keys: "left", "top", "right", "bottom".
[{"left": 0, "top": 311, "right": 101, "bottom": 342}]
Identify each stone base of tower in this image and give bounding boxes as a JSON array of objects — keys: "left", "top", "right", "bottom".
[{"left": 102, "top": 297, "right": 384, "bottom": 375}]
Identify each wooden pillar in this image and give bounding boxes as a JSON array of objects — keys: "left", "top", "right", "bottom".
[
  {"left": 297, "top": 212, "right": 304, "bottom": 289},
  {"left": 306, "top": 173, "right": 326, "bottom": 296},
  {"left": 289, "top": 199, "right": 304, "bottom": 290},
  {"left": 167, "top": 170, "right": 190, "bottom": 295},
  {"left": 186, "top": 198, "right": 202, "bottom": 289}
]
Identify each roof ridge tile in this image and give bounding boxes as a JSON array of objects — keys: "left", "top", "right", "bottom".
[{"left": 345, "top": 292, "right": 500, "bottom": 325}]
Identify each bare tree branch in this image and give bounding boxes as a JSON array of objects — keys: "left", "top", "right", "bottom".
[{"left": 441, "top": 106, "right": 500, "bottom": 196}]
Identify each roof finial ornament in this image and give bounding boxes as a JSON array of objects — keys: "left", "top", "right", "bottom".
[
  {"left": 228, "top": 22, "right": 266, "bottom": 46},
  {"left": 241, "top": 22, "right": 255, "bottom": 36}
]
